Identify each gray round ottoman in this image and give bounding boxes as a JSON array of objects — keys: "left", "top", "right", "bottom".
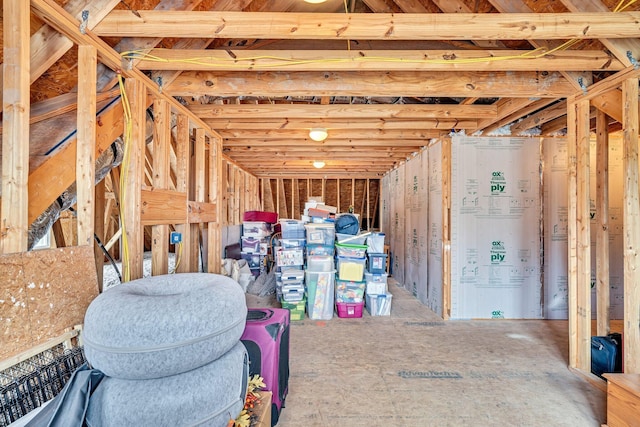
[
  {"left": 86, "top": 341, "right": 249, "bottom": 427},
  {"left": 83, "top": 273, "right": 247, "bottom": 379}
]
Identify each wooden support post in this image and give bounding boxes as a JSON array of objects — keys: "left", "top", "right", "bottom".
[
  {"left": 351, "top": 178, "right": 355, "bottom": 210},
  {"left": 622, "top": 77, "right": 640, "bottom": 374},
  {"left": 151, "top": 99, "right": 171, "bottom": 276},
  {"left": 576, "top": 98, "right": 592, "bottom": 372},
  {"left": 291, "top": 179, "right": 295, "bottom": 219},
  {"left": 567, "top": 100, "right": 579, "bottom": 368},
  {"left": 175, "top": 113, "right": 191, "bottom": 273},
  {"left": 596, "top": 108, "right": 610, "bottom": 336},
  {"left": 190, "top": 128, "right": 206, "bottom": 272},
  {"left": 260, "top": 178, "right": 264, "bottom": 211},
  {"left": 442, "top": 137, "right": 452, "bottom": 320},
  {"left": 275, "top": 178, "right": 281, "bottom": 218},
  {"left": 122, "top": 78, "right": 146, "bottom": 281},
  {"left": 336, "top": 178, "right": 340, "bottom": 211},
  {"left": 366, "top": 179, "right": 370, "bottom": 230},
  {"left": 321, "top": 179, "right": 326, "bottom": 203},
  {"left": 222, "top": 161, "right": 229, "bottom": 225},
  {"left": 208, "top": 136, "right": 223, "bottom": 274},
  {"left": 234, "top": 166, "right": 241, "bottom": 224},
  {"left": 76, "top": 45, "right": 97, "bottom": 247},
  {"left": 52, "top": 219, "right": 66, "bottom": 248},
  {"left": 1, "top": 0, "right": 30, "bottom": 254},
  {"left": 94, "top": 179, "right": 105, "bottom": 292}
]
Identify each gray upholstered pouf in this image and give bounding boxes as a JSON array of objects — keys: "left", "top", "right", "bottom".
[
  {"left": 86, "top": 341, "right": 249, "bottom": 427},
  {"left": 83, "top": 273, "right": 247, "bottom": 379}
]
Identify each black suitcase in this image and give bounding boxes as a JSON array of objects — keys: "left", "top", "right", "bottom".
[
  {"left": 591, "top": 333, "right": 622, "bottom": 378},
  {"left": 240, "top": 308, "right": 290, "bottom": 426}
]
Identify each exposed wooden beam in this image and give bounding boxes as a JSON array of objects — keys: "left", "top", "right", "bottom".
[
  {"left": 167, "top": 70, "right": 574, "bottom": 98},
  {"left": 559, "top": 0, "right": 640, "bottom": 67},
  {"left": 217, "top": 128, "right": 442, "bottom": 140},
  {"left": 189, "top": 103, "right": 496, "bottom": 119},
  {"left": 486, "top": 0, "right": 595, "bottom": 92},
  {"left": 222, "top": 138, "right": 430, "bottom": 147},
  {"left": 574, "top": 65, "right": 640, "bottom": 103},
  {"left": 622, "top": 77, "right": 640, "bottom": 374},
  {"left": 29, "top": 0, "right": 220, "bottom": 138},
  {"left": 576, "top": 98, "right": 592, "bottom": 372},
  {"left": 510, "top": 100, "right": 567, "bottom": 135},
  {"left": 151, "top": 98, "right": 171, "bottom": 276},
  {"left": 595, "top": 108, "right": 610, "bottom": 337},
  {"left": 0, "top": 0, "right": 120, "bottom": 113},
  {"left": 76, "top": 45, "right": 97, "bottom": 247},
  {"left": 480, "top": 99, "right": 559, "bottom": 135},
  {"left": 1, "top": 0, "right": 30, "bottom": 254},
  {"left": 255, "top": 171, "right": 386, "bottom": 179},
  {"left": 134, "top": 48, "right": 622, "bottom": 72},
  {"left": 95, "top": 11, "right": 640, "bottom": 40},
  {"left": 225, "top": 146, "right": 419, "bottom": 154},
  {"left": 206, "top": 118, "right": 476, "bottom": 130}
]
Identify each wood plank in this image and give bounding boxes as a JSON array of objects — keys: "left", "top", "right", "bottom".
[
  {"left": 136, "top": 48, "right": 622, "bottom": 72},
  {"left": 559, "top": 0, "right": 640, "bottom": 67},
  {"left": 151, "top": 99, "right": 171, "bottom": 276},
  {"left": 576, "top": 98, "right": 592, "bottom": 372},
  {"left": 95, "top": 11, "right": 640, "bottom": 40},
  {"left": 167, "top": 70, "right": 575, "bottom": 98},
  {"left": 94, "top": 179, "right": 105, "bottom": 292},
  {"left": 480, "top": 99, "right": 559, "bottom": 135},
  {"left": 207, "top": 136, "right": 223, "bottom": 273},
  {"left": 1, "top": 0, "right": 30, "bottom": 254},
  {"left": 0, "top": 0, "right": 120, "bottom": 113},
  {"left": 596, "top": 108, "right": 610, "bottom": 336},
  {"left": 175, "top": 113, "right": 191, "bottom": 273},
  {"left": 209, "top": 118, "right": 476, "bottom": 130},
  {"left": 622, "top": 78, "right": 640, "bottom": 374},
  {"left": 141, "top": 189, "right": 188, "bottom": 225},
  {"left": 441, "top": 137, "right": 451, "bottom": 320},
  {"left": 30, "top": 0, "right": 221, "bottom": 138},
  {"left": 219, "top": 129, "right": 442, "bottom": 140},
  {"left": 510, "top": 100, "right": 567, "bottom": 135},
  {"left": 475, "top": 98, "right": 542, "bottom": 134},
  {"left": 567, "top": 100, "right": 579, "bottom": 369},
  {"left": 220, "top": 137, "right": 436, "bottom": 149},
  {"left": 122, "top": 79, "right": 146, "bottom": 281},
  {"left": 190, "top": 103, "right": 496, "bottom": 119},
  {"left": 604, "top": 374, "right": 640, "bottom": 427},
  {"left": 76, "top": 45, "right": 97, "bottom": 247}
]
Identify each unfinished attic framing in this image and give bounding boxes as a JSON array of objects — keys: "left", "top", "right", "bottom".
[{"left": 3, "top": 0, "right": 640, "bottom": 424}]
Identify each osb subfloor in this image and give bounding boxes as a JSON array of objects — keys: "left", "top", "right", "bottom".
[{"left": 246, "top": 280, "right": 606, "bottom": 427}]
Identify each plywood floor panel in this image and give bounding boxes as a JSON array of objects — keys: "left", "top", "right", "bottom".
[{"left": 247, "top": 279, "right": 606, "bottom": 426}]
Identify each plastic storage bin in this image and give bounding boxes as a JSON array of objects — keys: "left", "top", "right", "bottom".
[
  {"left": 241, "top": 237, "right": 261, "bottom": 253},
  {"left": 365, "top": 272, "right": 388, "bottom": 294},
  {"left": 335, "top": 278, "right": 365, "bottom": 303},
  {"left": 306, "top": 255, "right": 334, "bottom": 272},
  {"left": 242, "top": 221, "right": 272, "bottom": 238},
  {"left": 336, "top": 301, "right": 364, "bottom": 318},
  {"left": 304, "top": 223, "right": 336, "bottom": 246},
  {"left": 337, "top": 256, "right": 366, "bottom": 281},
  {"left": 336, "top": 232, "right": 369, "bottom": 245},
  {"left": 276, "top": 248, "right": 304, "bottom": 267},
  {"left": 281, "top": 299, "right": 306, "bottom": 321},
  {"left": 306, "top": 271, "right": 335, "bottom": 320},
  {"left": 280, "top": 238, "right": 306, "bottom": 249},
  {"left": 280, "top": 219, "right": 306, "bottom": 239},
  {"left": 306, "top": 244, "right": 335, "bottom": 257},
  {"left": 366, "top": 232, "right": 386, "bottom": 253},
  {"left": 367, "top": 253, "right": 388, "bottom": 274},
  {"left": 335, "top": 243, "right": 367, "bottom": 258},
  {"left": 366, "top": 293, "right": 393, "bottom": 316}
]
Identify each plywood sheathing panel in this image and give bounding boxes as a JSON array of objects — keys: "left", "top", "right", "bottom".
[{"left": 0, "top": 246, "right": 99, "bottom": 360}]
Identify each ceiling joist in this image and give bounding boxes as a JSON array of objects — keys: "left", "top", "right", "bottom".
[
  {"left": 95, "top": 11, "right": 640, "bottom": 40},
  {"left": 168, "top": 70, "right": 575, "bottom": 98},
  {"left": 134, "top": 49, "right": 623, "bottom": 72}
]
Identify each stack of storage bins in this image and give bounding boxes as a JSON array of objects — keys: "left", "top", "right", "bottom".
[
  {"left": 241, "top": 219, "right": 273, "bottom": 277},
  {"left": 335, "top": 240, "right": 367, "bottom": 318},
  {"left": 365, "top": 232, "right": 392, "bottom": 316},
  {"left": 304, "top": 223, "right": 336, "bottom": 320},
  {"left": 277, "top": 220, "right": 306, "bottom": 320}
]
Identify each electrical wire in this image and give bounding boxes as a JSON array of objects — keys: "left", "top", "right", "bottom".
[
  {"left": 117, "top": 73, "right": 134, "bottom": 283},
  {"left": 172, "top": 241, "right": 183, "bottom": 273}
]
